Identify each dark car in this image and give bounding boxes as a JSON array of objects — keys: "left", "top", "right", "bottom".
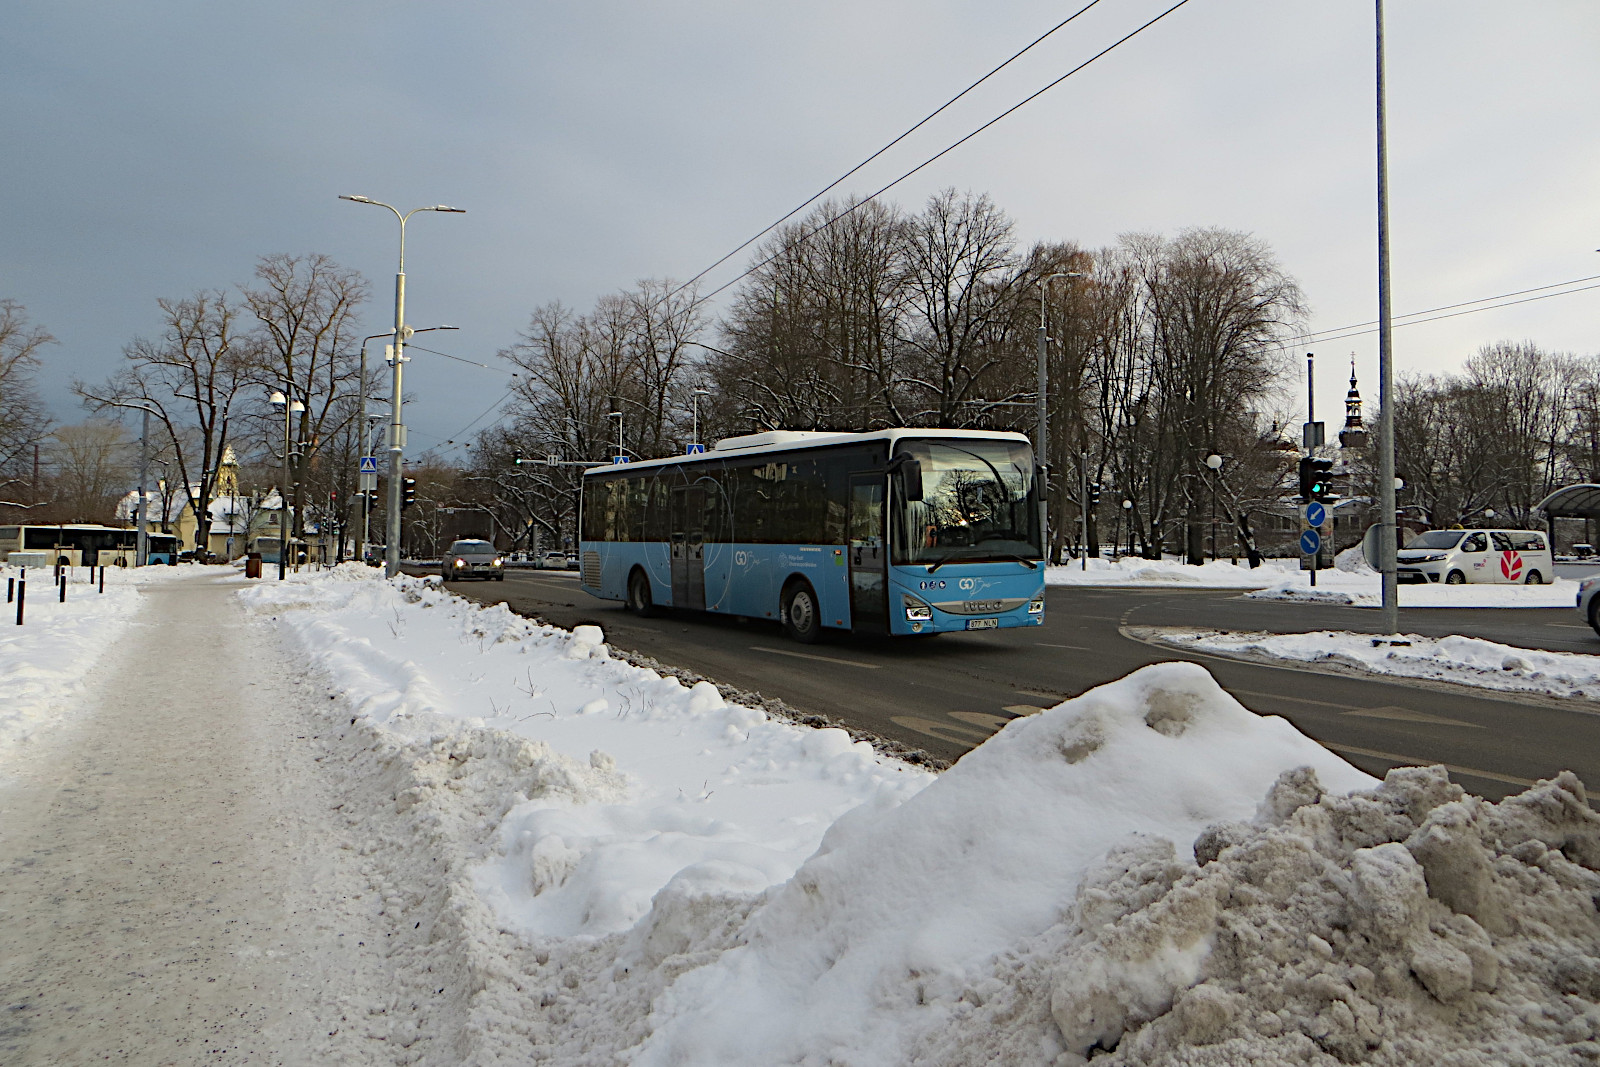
[{"left": 441, "top": 539, "right": 505, "bottom": 581}]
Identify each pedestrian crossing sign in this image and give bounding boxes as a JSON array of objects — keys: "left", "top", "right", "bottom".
[{"left": 359, "top": 456, "right": 378, "bottom": 474}]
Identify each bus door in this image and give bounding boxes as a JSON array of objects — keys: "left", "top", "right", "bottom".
[
  {"left": 847, "top": 474, "right": 887, "bottom": 631},
  {"left": 670, "top": 485, "right": 706, "bottom": 610}
]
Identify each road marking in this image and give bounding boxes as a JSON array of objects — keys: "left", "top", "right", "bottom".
[
  {"left": 949, "top": 711, "right": 1013, "bottom": 731},
  {"left": 1037, "top": 642, "right": 1092, "bottom": 651},
  {"left": 1317, "top": 742, "right": 1535, "bottom": 788},
  {"left": 1015, "top": 688, "right": 1071, "bottom": 701},
  {"left": 1233, "top": 688, "right": 1359, "bottom": 711},
  {"left": 749, "top": 646, "right": 882, "bottom": 669},
  {"left": 890, "top": 715, "right": 990, "bottom": 744},
  {"left": 1001, "top": 704, "right": 1048, "bottom": 716},
  {"left": 1340, "top": 706, "right": 1482, "bottom": 728},
  {"left": 1548, "top": 624, "right": 1590, "bottom": 629}
]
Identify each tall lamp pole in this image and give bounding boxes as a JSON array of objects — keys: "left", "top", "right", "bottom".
[
  {"left": 1037, "top": 271, "right": 1083, "bottom": 564},
  {"left": 1374, "top": 1, "right": 1399, "bottom": 635},
  {"left": 340, "top": 195, "right": 465, "bottom": 578}
]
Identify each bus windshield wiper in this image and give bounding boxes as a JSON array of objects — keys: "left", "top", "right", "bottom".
[{"left": 925, "top": 552, "right": 1038, "bottom": 572}]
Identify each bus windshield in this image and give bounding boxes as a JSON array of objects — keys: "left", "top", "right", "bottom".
[{"left": 892, "top": 438, "right": 1040, "bottom": 566}]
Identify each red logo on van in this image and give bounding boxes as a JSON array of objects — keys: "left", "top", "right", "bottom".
[{"left": 1500, "top": 550, "right": 1523, "bottom": 580}]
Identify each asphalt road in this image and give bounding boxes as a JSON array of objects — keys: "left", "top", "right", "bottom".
[{"left": 424, "top": 567, "right": 1600, "bottom": 802}]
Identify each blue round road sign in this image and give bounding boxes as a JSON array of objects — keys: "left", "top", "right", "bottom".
[
  {"left": 1299, "top": 528, "right": 1322, "bottom": 555},
  {"left": 1304, "top": 501, "right": 1326, "bottom": 527}
]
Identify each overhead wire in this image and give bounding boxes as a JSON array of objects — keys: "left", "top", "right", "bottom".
[
  {"left": 693, "top": 0, "right": 1196, "bottom": 306},
  {"left": 669, "top": 0, "right": 1108, "bottom": 301},
  {"left": 1285, "top": 273, "right": 1600, "bottom": 346},
  {"left": 1283, "top": 279, "right": 1600, "bottom": 349}
]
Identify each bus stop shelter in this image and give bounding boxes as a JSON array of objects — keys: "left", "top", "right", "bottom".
[{"left": 1534, "top": 484, "right": 1600, "bottom": 549}]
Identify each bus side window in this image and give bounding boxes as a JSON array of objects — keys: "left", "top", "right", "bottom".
[
  {"left": 1461, "top": 532, "right": 1487, "bottom": 552},
  {"left": 1490, "top": 532, "right": 1513, "bottom": 553}
]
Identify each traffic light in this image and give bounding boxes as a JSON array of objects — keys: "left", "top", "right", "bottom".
[
  {"left": 401, "top": 477, "right": 417, "bottom": 510},
  {"left": 1089, "top": 482, "right": 1102, "bottom": 507},
  {"left": 1298, "top": 457, "right": 1335, "bottom": 503},
  {"left": 513, "top": 450, "right": 524, "bottom": 465}
]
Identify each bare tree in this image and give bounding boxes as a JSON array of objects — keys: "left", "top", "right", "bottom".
[
  {"left": 0, "top": 300, "right": 55, "bottom": 510},
  {"left": 79, "top": 290, "right": 260, "bottom": 553},
  {"left": 41, "top": 421, "right": 130, "bottom": 522},
  {"left": 243, "top": 253, "right": 368, "bottom": 541}
]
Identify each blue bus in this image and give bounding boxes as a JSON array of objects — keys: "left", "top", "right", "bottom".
[{"left": 578, "top": 429, "right": 1045, "bottom": 641}]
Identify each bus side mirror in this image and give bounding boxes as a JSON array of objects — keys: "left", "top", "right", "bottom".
[{"left": 893, "top": 457, "right": 923, "bottom": 500}]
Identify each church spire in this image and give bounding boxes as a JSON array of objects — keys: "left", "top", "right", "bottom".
[{"left": 1340, "top": 358, "right": 1369, "bottom": 449}]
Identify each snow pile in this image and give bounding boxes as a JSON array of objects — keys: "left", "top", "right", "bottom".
[
  {"left": 1046, "top": 556, "right": 1289, "bottom": 589},
  {"left": 1335, "top": 544, "right": 1375, "bottom": 574},
  {"left": 1247, "top": 571, "right": 1579, "bottom": 609},
  {"left": 239, "top": 565, "right": 929, "bottom": 942},
  {"left": 1154, "top": 628, "right": 1600, "bottom": 701},
  {"left": 918, "top": 765, "right": 1600, "bottom": 1066},
  {"left": 625, "top": 661, "right": 1375, "bottom": 1066},
  {"left": 0, "top": 564, "right": 145, "bottom": 762}
]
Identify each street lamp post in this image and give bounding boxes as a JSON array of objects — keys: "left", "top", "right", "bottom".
[
  {"left": 354, "top": 325, "right": 456, "bottom": 566},
  {"left": 269, "top": 387, "right": 306, "bottom": 580},
  {"left": 340, "top": 195, "right": 465, "bottom": 578},
  {"left": 1205, "top": 454, "right": 1224, "bottom": 562},
  {"left": 1037, "top": 271, "right": 1084, "bottom": 564}
]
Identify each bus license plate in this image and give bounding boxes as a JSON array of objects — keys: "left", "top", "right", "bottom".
[{"left": 966, "top": 618, "right": 998, "bottom": 630}]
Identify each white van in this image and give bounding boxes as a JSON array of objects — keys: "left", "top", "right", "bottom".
[{"left": 1395, "top": 528, "right": 1553, "bottom": 585}]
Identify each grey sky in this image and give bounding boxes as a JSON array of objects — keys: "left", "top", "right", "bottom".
[{"left": 5, "top": 1, "right": 1597, "bottom": 459}]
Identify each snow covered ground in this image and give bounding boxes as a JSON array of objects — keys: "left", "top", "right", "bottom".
[
  {"left": 1144, "top": 627, "right": 1600, "bottom": 703},
  {"left": 7, "top": 565, "right": 1599, "bottom": 1064},
  {"left": 1046, "top": 553, "right": 1578, "bottom": 607},
  {"left": 0, "top": 563, "right": 150, "bottom": 763},
  {"left": 229, "top": 566, "right": 1600, "bottom": 1064}
]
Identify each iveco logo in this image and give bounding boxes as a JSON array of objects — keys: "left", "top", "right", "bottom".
[{"left": 958, "top": 578, "right": 978, "bottom": 591}]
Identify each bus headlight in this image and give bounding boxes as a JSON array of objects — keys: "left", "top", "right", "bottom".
[
  {"left": 1028, "top": 592, "right": 1045, "bottom": 614},
  {"left": 902, "top": 594, "right": 933, "bottom": 621}
]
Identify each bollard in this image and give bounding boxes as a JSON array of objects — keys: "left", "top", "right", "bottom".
[
  {"left": 99, "top": 566, "right": 105, "bottom": 593},
  {"left": 59, "top": 571, "right": 66, "bottom": 602},
  {"left": 6, "top": 576, "right": 11, "bottom": 603},
  {"left": 16, "top": 573, "right": 24, "bottom": 624}
]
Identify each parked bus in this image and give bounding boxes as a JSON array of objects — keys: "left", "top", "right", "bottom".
[
  {"left": 578, "top": 429, "right": 1046, "bottom": 642},
  {"left": 0, "top": 524, "right": 181, "bottom": 566}
]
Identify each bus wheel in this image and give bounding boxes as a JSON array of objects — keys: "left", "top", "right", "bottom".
[
  {"left": 627, "top": 568, "right": 657, "bottom": 617},
  {"left": 1525, "top": 570, "right": 1543, "bottom": 585},
  {"left": 781, "top": 580, "right": 821, "bottom": 644},
  {"left": 1445, "top": 570, "right": 1466, "bottom": 585}
]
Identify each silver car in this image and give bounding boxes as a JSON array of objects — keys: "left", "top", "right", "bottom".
[
  {"left": 1579, "top": 574, "right": 1600, "bottom": 636},
  {"left": 442, "top": 539, "right": 505, "bottom": 581}
]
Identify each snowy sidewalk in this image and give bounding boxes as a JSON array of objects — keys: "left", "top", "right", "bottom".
[{"left": 0, "top": 572, "right": 405, "bottom": 1065}]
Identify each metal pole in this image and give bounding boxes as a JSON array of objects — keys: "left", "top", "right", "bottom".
[
  {"left": 279, "top": 396, "right": 290, "bottom": 580},
  {"left": 136, "top": 409, "right": 149, "bottom": 567},
  {"left": 1080, "top": 452, "right": 1089, "bottom": 571},
  {"left": 1035, "top": 299, "right": 1050, "bottom": 563},
  {"left": 386, "top": 268, "right": 407, "bottom": 579},
  {"left": 357, "top": 341, "right": 368, "bottom": 567},
  {"left": 1376, "top": 0, "right": 1400, "bottom": 635}
]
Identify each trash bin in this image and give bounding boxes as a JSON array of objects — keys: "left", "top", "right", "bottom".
[{"left": 244, "top": 552, "right": 262, "bottom": 579}]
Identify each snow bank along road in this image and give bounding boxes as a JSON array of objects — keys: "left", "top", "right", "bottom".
[
  {"left": 431, "top": 569, "right": 1600, "bottom": 801},
  {"left": 12, "top": 566, "right": 1600, "bottom": 1065}
]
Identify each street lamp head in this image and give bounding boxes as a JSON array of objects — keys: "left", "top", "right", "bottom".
[
  {"left": 290, "top": 399, "right": 305, "bottom": 414},
  {"left": 430, "top": 205, "right": 466, "bottom": 213},
  {"left": 1205, "top": 454, "right": 1223, "bottom": 470},
  {"left": 1122, "top": 499, "right": 1133, "bottom": 510},
  {"left": 269, "top": 390, "right": 286, "bottom": 409},
  {"left": 340, "top": 194, "right": 375, "bottom": 204}
]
